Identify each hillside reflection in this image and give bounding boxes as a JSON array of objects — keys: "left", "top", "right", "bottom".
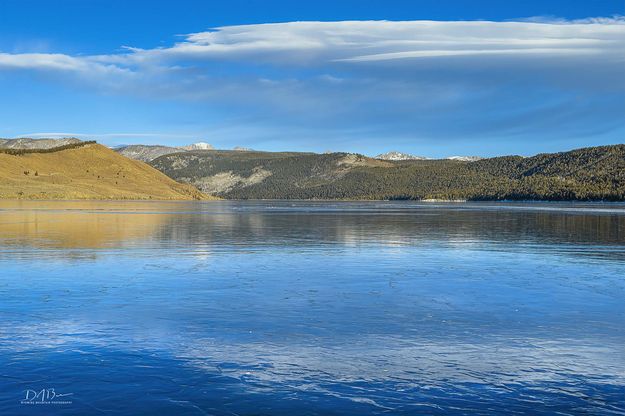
[{"left": 1, "top": 200, "right": 624, "bottom": 261}]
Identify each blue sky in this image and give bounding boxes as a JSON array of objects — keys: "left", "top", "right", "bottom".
[{"left": 0, "top": 0, "right": 623, "bottom": 157}]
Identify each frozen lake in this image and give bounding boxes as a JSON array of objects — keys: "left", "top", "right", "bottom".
[{"left": 0, "top": 200, "right": 624, "bottom": 415}]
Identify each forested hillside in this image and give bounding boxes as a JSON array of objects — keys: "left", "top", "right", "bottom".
[{"left": 150, "top": 145, "right": 625, "bottom": 201}]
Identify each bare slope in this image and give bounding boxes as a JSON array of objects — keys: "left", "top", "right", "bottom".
[{"left": 0, "top": 143, "right": 207, "bottom": 200}]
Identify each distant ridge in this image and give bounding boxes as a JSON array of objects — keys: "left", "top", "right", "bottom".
[
  {"left": 375, "top": 151, "right": 428, "bottom": 161},
  {"left": 181, "top": 142, "right": 214, "bottom": 151},
  {"left": 116, "top": 142, "right": 215, "bottom": 162},
  {"left": 374, "top": 151, "right": 483, "bottom": 161},
  {"left": 116, "top": 144, "right": 184, "bottom": 162},
  {"left": 447, "top": 156, "right": 483, "bottom": 162},
  {"left": 0, "top": 137, "right": 82, "bottom": 150},
  {"left": 0, "top": 140, "right": 96, "bottom": 155}
]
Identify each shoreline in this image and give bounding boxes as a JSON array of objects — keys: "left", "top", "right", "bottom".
[{"left": 1, "top": 197, "right": 625, "bottom": 204}]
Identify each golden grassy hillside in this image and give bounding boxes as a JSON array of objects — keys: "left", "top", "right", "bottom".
[
  {"left": 0, "top": 202, "right": 171, "bottom": 248},
  {"left": 0, "top": 143, "right": 210, "bottom": 200}
]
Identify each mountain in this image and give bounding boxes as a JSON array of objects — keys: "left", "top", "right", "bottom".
[
  {"left": 116, "top": 144, "right": 184, "bottom": 162},
  {"left": 181, "top": 142, "right": 214, "bottom": 151},
  {"left": 375, "top": 151, "right": 428, "bottom": 161},
  {"left": 149, "top": 144, "right": 625, "bottom": 201},
  {"left": 0, "top": 140, "right": 207, "bottom": 200},
  {"left": 446, "top": 156, "right": 483, "bottom": 162},
  {"left": 5, "top": 138, "right": 622, "bottom": 201},
  {"left": 0, "top": 137, "right": 82, "bottom": 149}
]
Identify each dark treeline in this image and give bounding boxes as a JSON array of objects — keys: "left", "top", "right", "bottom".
[
  {"left": 150, "top": 144, "right": 625, "bottom": 201},
  {"left": 0, "top": 141, "right": 97, "bottom": 156}
]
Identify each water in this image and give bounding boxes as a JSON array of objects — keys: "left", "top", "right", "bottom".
[{"left": 0, "top": 200, "right": 623, "bottom": 415}]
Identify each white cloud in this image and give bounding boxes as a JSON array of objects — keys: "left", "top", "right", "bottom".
[
  {"left": 126, "top": 19, "right": 625, "bottom": 68},
  {"left": 0, "top": 52, "right": 131, "bottom": 76},
  {"left": 3, "top": 19, "right": 623, "bottom": 73}
]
